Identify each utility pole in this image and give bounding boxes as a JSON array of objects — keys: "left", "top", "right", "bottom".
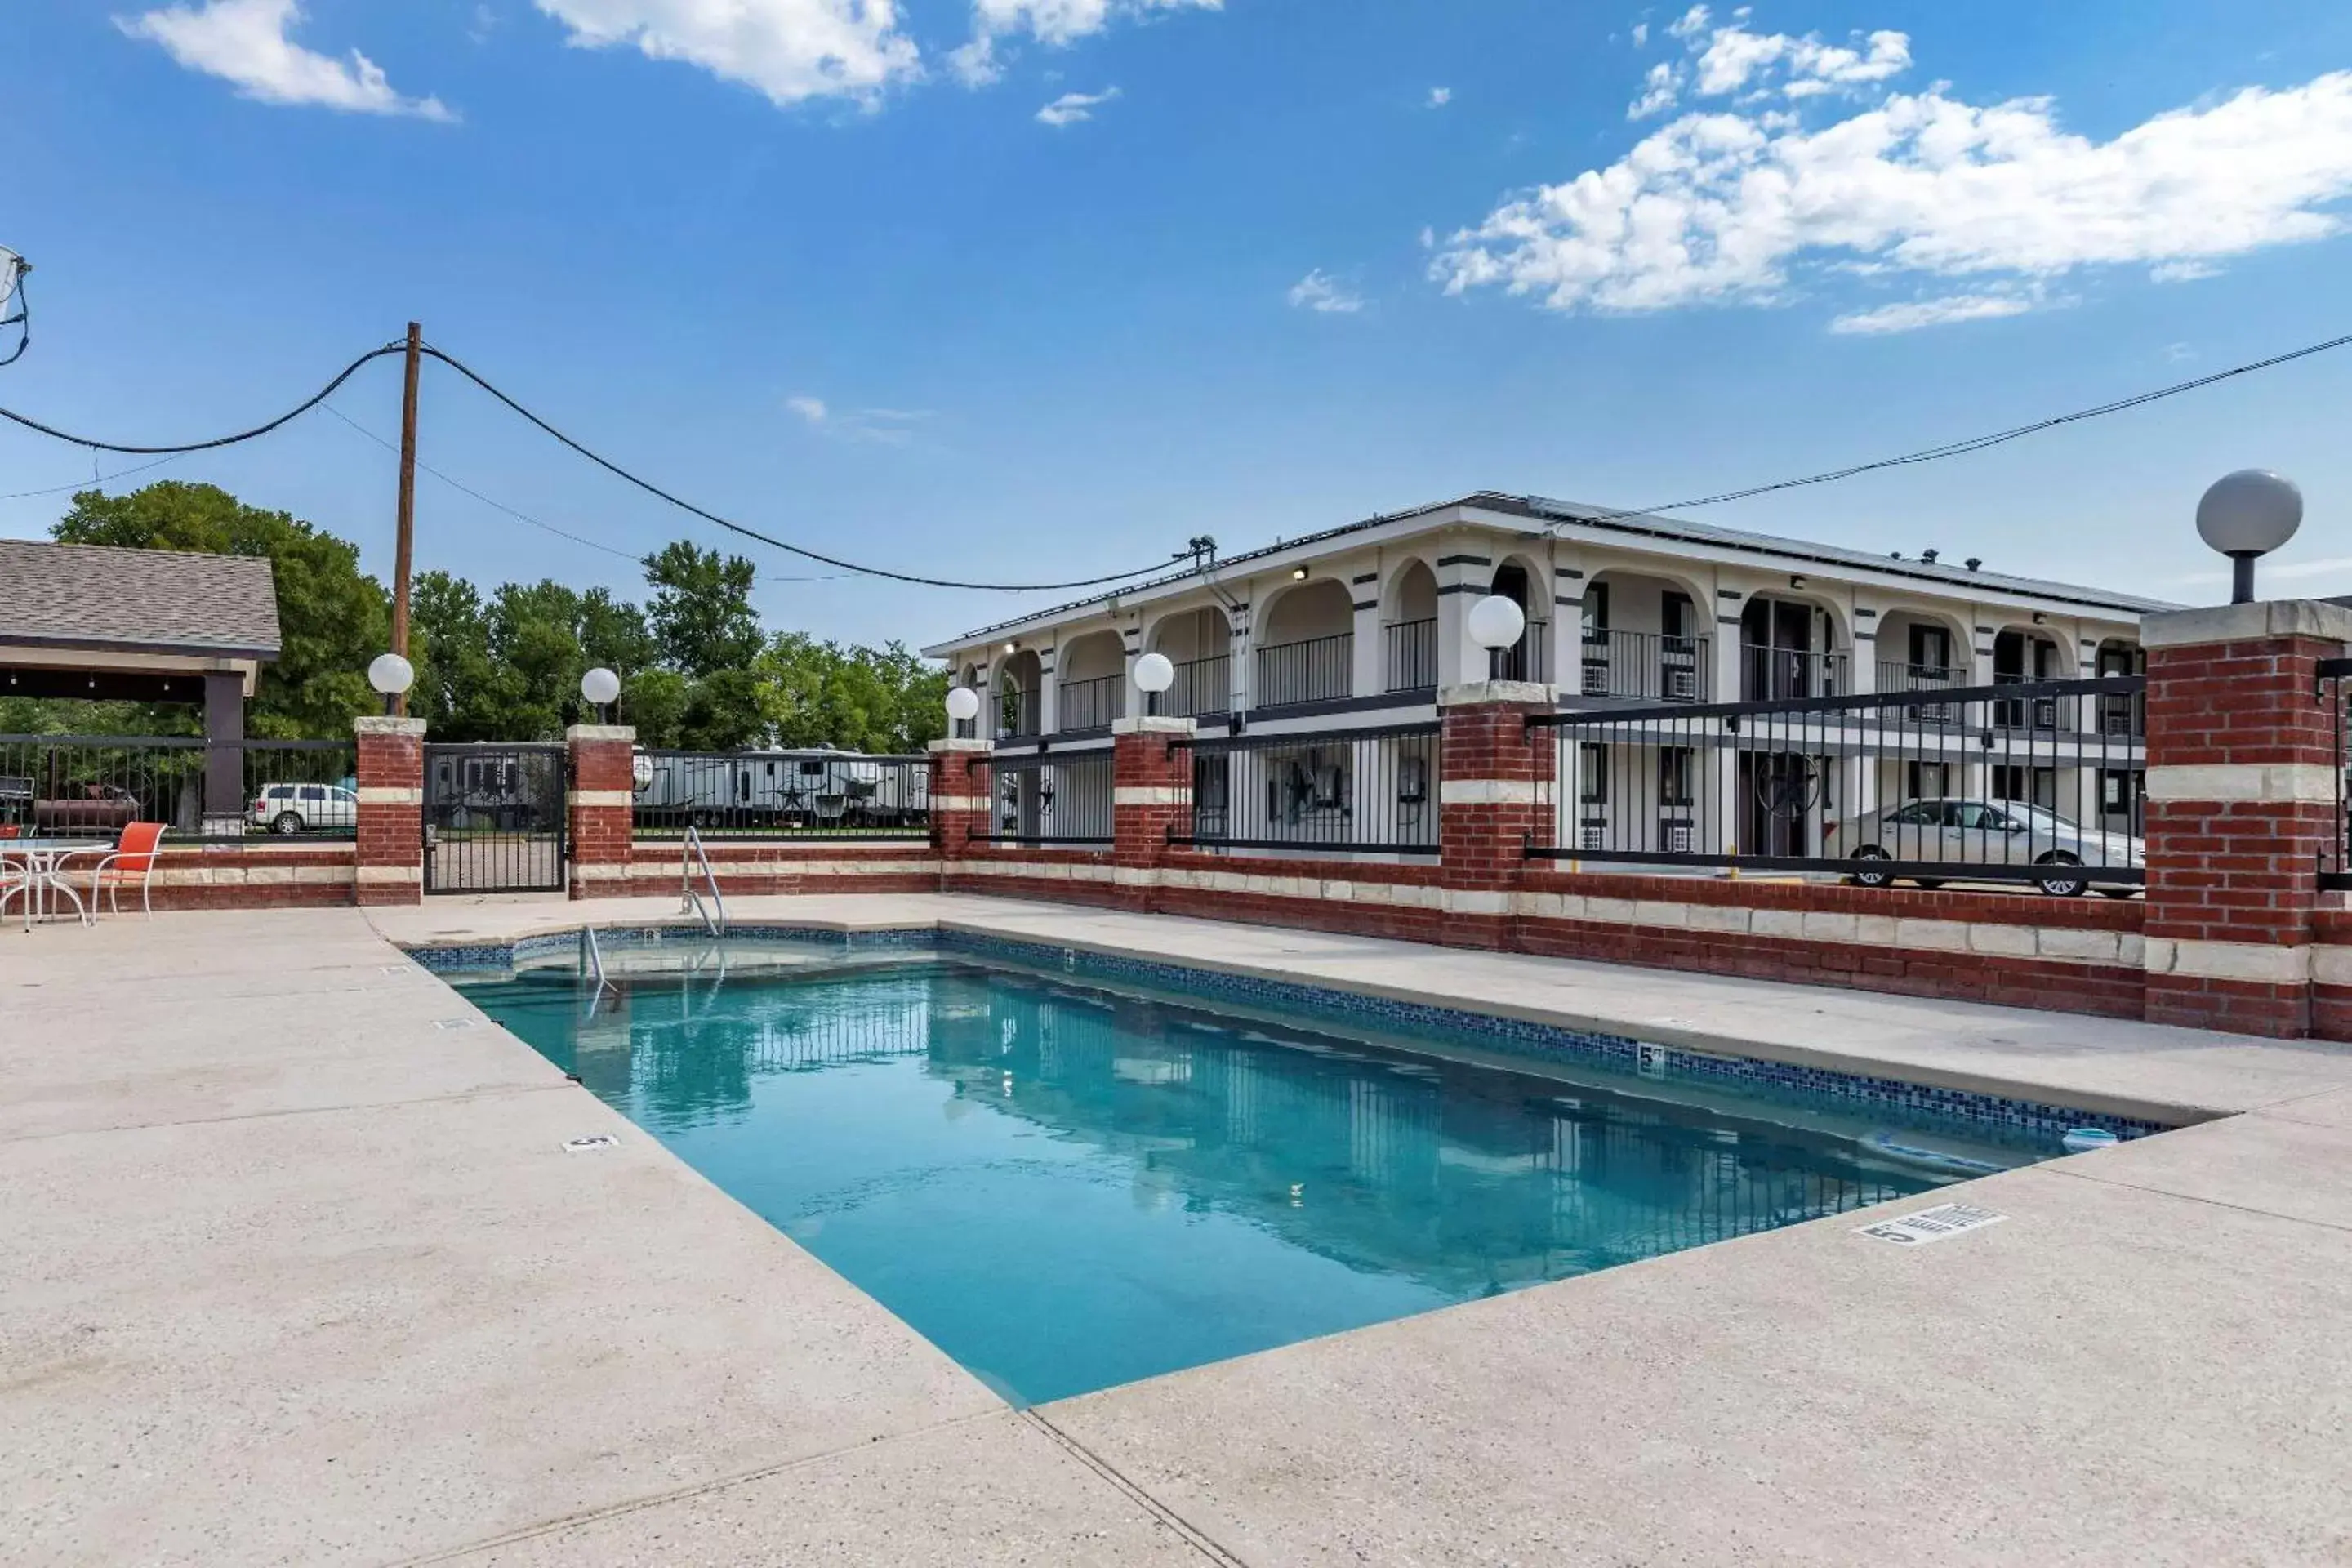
[{"left": 390, "top": 321, "right": 422, "bottom": 715}]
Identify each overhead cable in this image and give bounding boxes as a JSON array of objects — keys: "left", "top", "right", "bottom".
[
  {"left": 0, "top": 341, "right": 406, "bottom": 453},
  {"left": 418, "top": 345, "right": 1195, "bottom": 594}
]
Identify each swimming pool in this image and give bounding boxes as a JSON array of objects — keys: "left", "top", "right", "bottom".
[{"left": 457, "top": 939, "right": 2051, "bottom": 1406}]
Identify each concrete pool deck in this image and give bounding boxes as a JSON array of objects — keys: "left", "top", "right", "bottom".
[{"left": 4, "top": 896, "right": 2350, "bottom": 1564}]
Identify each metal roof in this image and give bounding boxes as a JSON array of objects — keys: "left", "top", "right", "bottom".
[
  {"left": 929, "top": 490, "right": 2181, "bottom": 654},
  {"left": 0, "top": 538, "right": 282, "bottom": 659}
]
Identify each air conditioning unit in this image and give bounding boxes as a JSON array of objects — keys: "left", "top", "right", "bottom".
[
  {"left": 1664, "top": 668, "right": 1698, "bottom": 701},
  {"left": 1579, "top": 822, "right": 1606, "bottom": 852},
  {"left": 1660, "top": 820, "right": 1695, "bottom": 855},
  {"left": 1582, "top": 662, "right": 1609, "bottom": 697}
]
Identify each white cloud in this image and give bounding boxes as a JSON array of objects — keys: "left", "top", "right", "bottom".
[
  {"left": 2150, "top": 259, "right": 2221, "bottom": 283},
  {"left": 788, "top": 394, "right": 929, "bottom": 443},
  {"left": 1288, "top": 270, "right": 1365, "bottom": 314},
  {"left": 954, "top": 0, "right": 1218, "bottom": 85},
  {"left": 1428, "top": 86, "right": 1452, "bottom": 108},
  {"left": 532, "top": 0, "right": 919, "bottom": 107},
  {"left": 1036, "top": 85, "right": 1118, "bottom": 125},
  {"left": 1828, "top": 291, "right": 2038, "bottom": 335},
  {"left": 1627, "top": 60, "right": 1679, "bottom": 119},
  {"left": 1437, "top": 10, "right": 2352, "bottom": 332},
  {"left": 117, "top": 0, "right": 453, "bottom": 119},
  {"left": 1632, "top": 20, "right": 1650, "bottom": 47}
]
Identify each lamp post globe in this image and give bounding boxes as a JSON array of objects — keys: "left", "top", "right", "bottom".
[
  {"left": 1133, "top": 652, "right": 1175, "bottom": 715},
  {"left": 2196, "top": 470, "right": 2303, "bottom": 604},
  {"left": 1466, "top": 594, "right": 1527, "bottom": 679},
  {"left": 945, "top": 685, "right": 982, "bottom": 733},
  {"left": 580, "top": 666, "right": 621, "bottom": 722},
  {"left": 367, "top": 653, "right": 415, "bottom": 716}
]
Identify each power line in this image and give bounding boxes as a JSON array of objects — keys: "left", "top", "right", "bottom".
[
  {"left": 318, "top": 402, "right": 849, "bottom": 581},
  {"left": 0, "top": 452, "right": 183, "bottom": 501},
  {"left": 417, "top": 345, "right": 1199, "bottom": 594},
  {"left": 1557, "top": 328, "right": 2352, "bottom": 533},
  {"left": 0, "top": 341, "right": 406, "bottom": 453}
]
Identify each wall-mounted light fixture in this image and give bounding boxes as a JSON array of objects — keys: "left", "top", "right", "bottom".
[
  {"left": 1788, "top": 575, "right": 1807, "bottom": 590},
  {"left": 1290, "top": 566, "right": 1308, "bottom": 581}
]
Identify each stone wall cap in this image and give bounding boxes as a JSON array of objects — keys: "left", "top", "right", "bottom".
[
  {"left": 1111, "top": 715, "right": 1198, "bottom": 736},
  {"left": 353, "top": 715, "right": 428, "bottom": 737},
  {"left": 564, "top": 724, "right": 639, "bottom": 743},
  {"left": 1438, "top": 679, "right": 1557, "bottom": 708},
  {"left": 2140, "top": 598, "right": 2352, "bottom": 651},
  {"left": 927, "top": 737, "right": 994, "bottom": 754}
]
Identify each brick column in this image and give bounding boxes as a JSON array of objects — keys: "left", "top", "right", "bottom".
[
  {"left": 2140, "top": 600, "right": 2352, "bottom": 1036},
  {"left": 353, "top": 715, "right": 425, "bottom": 906},
  {"left": 566, "top": 724, "right": 637, "bottom": 902},
  {"left": 1439, "top": 679, "right": 1555, "bottom": 949},
  {"left": 929, "top": 736, "right": 993, "bottom": 865},
  {"left": 1112, "top": 715, "right": 1196, "bottom": 911}
]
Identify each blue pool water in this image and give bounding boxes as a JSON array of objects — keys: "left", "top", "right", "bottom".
[{"left": 462, "top": 950, "right": 2025, "bottom": 1405}]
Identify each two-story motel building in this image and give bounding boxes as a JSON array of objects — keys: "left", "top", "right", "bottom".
[{"left": 923, "top": 492, "right": 2176, "bottom": 864}]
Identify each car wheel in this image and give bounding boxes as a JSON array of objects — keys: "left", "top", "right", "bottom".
[
  {"left": 2035, "top": 853, "right": 2087, "bottom": 898},
  {"left": 1850, "top": 846, "right": 1894, "bottom": 889},
  {"left": 272, "top": 812, "right": 305, "bottom": 835}
]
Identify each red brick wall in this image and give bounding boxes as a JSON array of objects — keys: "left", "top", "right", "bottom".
[
  {"left": 145, "top": 845, "right": 358, "bottom": 911},
  {"left": 2143, "top": 633, "right": 2341, "bottom": 1035},
  {"left": 929, "top": 746, "right": 991, "bottom": 858},
  {"left": 622, "top": 841, "right": 939, "bottom": 898},
  {"left": 1438, "top": 695, "right": 1552, "bottom": 947},
  {"left": 354, "top": 719, "right": 424, "bottom": 908},
  {"left": 568, "top": 730, "right": 635, "bottom": 902},
  {"left": 1111, "top": 727, "right": 1192, "bottom": 909}
]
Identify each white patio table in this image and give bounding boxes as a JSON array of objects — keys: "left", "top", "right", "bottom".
[{"left": 0, "top": 838, "right": 107, "bottom": 931}]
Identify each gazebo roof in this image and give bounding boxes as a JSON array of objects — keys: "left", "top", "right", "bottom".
[{"left": 0, "top": 538, "right": 281, "bottom": 659}]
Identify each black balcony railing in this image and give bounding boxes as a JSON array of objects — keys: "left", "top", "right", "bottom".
[
  {"left": 1742, "top": 644, "right": 1849, "bottom": 702},
  {"left": 1579, "top": 630, "right": 1710, "bottom": 702},
  {"left": 0, "top": 733, "right": 356, "bottom": 840},
  {"left": 997, "top": 688, "right": 1039, "bottom": 741},
  {"left": 1056, "top": 673, "right": 1123, "bottom": 733},
  {"left": 1166, "top": 654, "right": 1231, "bottom": 718},
  {"left": 1490, "top": 621, "right": 1550, "bottom": 684},
  {"left": 1876, "top": 662, "right": 1966, "bottom": 695},
  {"left": 1256, "top": 631, "right": 1352, "bottom": 708},
  {"left": 1384, "top": 618, "right": 1437, "bottom": 693}
]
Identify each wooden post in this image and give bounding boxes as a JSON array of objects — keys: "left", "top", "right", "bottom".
[{"left": 389, "top": 320, "right": 422, "bottom": 715}]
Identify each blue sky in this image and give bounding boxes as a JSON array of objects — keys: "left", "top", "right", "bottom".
[{"left": 7, "top": 0, "right": 2352, "bottom": 648}]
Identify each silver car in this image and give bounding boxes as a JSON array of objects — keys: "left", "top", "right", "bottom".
[{"left": 1827, "top": 798, "right": 2143, "bottom": 898}]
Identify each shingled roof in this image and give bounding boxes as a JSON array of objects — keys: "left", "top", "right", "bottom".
[{"left": 0, "top": 538, "right": 282, "bottom": 658}]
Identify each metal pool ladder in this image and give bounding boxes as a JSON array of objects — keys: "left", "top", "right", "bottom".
[
  {"left": 680, "top": 826, "right": 728, "bottom": 938},
  {"left": 579, "top": 924, "right": 612, "bottom": 1009}
]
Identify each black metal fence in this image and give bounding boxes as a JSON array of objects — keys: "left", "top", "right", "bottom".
[
  {"left": 0, "top": 733, "right": 356, "bottom": 840},
  {"left": 1256, "top": 632, "right": 1352, "bottom": 708},
  {"left": 633, "top": 751, "right": 930, "bottom": 840},
  {"left": 1175, "top": 722, "right": 1441, "bottom": 855},
  {"left": 1528, "top": 675, "right": 2147, "bottom": 895},
  {"left": 1580, "top": 630, "right": 1710, "bottom": 702},
  {"left": 424, "top": 742, "right": 568, "bottom": 894},
  {"left": 2325, "top": 657, "right": 2351, "bottom": 893},
  {"left": 974, "top": 748, "right": 1115, "bottom": 846}
]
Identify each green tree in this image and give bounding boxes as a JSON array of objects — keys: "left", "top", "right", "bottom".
[
  {"left": 51, "top": 482, "right": 389, "bottom": 737},
  {"left": 644, "top": 541, "right": 763, "bottom": 679}
]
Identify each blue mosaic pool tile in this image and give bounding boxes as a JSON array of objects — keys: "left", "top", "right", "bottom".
[{"left": 400, "top": 919, "right": 2167, "bottom": 1142}]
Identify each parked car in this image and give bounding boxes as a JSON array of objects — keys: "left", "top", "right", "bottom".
[
  {"left": 248, "top": 782, "right": 359, "bottom": 835},
  {"left": 1827, "top": 798, "right": 2142, "bottom": 898},
  {"left": 33, "top": 783, "right": 141, "bottom": 835}
]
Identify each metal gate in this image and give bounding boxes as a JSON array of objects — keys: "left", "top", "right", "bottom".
[
  {"left": 423, "top": 743, "right": 568, "bottom": 894},
  {"left": 2326, "top": 657, "right": 2351, "bottom": 893}
]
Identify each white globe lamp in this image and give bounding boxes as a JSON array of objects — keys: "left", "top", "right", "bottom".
[
  {"left": 368, "top": 652, "right": 415, "bottom": 715},
  {"left": 1134, "top": 652, "right": 1176, "bottom": 715},
  {"left": 580, "top": 666, "right": 621, "bottom": 721},
  {"left": 1466, "top": 595, "right": 1528, "bottom": 680},
  {"left": 946, "top": 685, "right": 982, "bottom": 728},
  {"left": 2196, "top": 470, "right": 2302, "bottom": 604}
]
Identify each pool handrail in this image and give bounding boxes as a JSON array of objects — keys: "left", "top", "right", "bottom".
[{"left": 681, "top": 826, "right": 728, "bottom": 938}]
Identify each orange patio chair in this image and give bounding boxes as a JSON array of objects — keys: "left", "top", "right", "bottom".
[{"left": 87, "top": 822, "right": 167, "bottom": 918}]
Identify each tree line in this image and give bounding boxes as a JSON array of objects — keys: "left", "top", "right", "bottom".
[{"left": 0, "top": 481, "right": 949, "bottom": 753}]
